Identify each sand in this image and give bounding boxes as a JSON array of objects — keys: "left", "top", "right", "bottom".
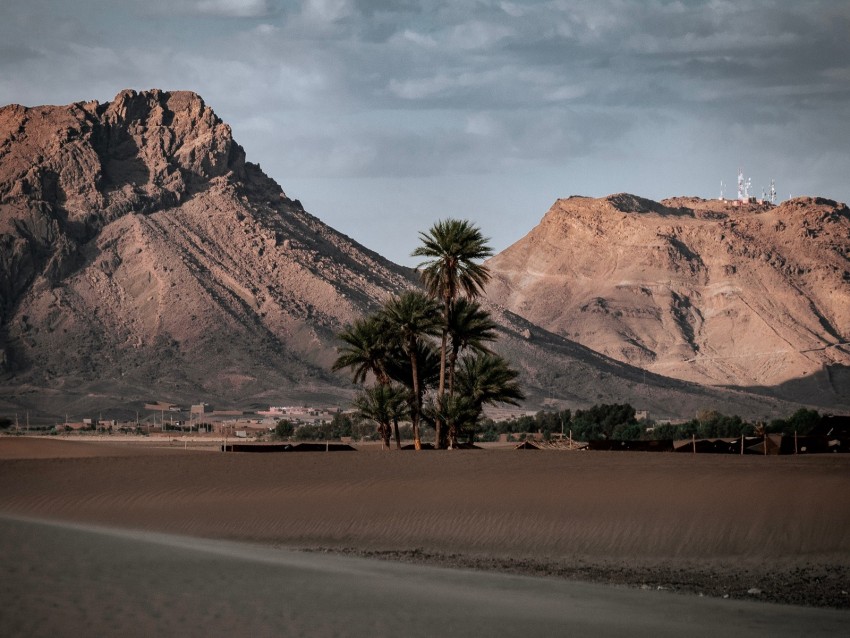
[{"left": 1, "top": 437, "right": 849, "bottom": 635}]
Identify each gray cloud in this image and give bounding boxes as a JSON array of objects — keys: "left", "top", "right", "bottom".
[
  {"left": 140, "top": 0, "right": 279, "bottom": 17},
  {"left": 194, "top": 0, "right": 276, "bottom": 17},
  {"left": 1, "top": 0, "right": 849, "bottom": 263}
]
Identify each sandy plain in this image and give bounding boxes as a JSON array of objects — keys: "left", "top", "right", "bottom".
[{"left": 1, "top": 437, "right": 849, "bottom": 636}]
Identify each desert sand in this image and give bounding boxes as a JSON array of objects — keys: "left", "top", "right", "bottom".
[{"left": 1, "top": 437, "right": 849, "bottom": 636}]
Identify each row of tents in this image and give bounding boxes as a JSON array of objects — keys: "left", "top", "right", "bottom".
[
  {"left": 518, "top": 416, "right": 850, "bottom": 454},
  {"left": 587, "top": 434, "right": 847, "bottom": 454},
  {"left": 516, "top": 435, "right": 847, "bottom": 454}
]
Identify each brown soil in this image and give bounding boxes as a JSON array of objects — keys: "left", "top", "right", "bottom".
[{"left": 2, "top": 437, "right": 848, "bottom": 609}]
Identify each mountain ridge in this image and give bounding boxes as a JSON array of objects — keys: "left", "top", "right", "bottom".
[{"left": 0, "top": 90, "right": 843, "bottom": 420}]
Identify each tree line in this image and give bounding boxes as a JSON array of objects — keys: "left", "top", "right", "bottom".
[
  {"left": 274, "top": 405, "right": 830, "bottom": 444},
  {"left": 476, "top": 405, "right": 829, "bottom": 442}
]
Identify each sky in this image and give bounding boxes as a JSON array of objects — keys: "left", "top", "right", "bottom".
[{"left": 2, "top": 0, "right": 849, "bottom": 265}]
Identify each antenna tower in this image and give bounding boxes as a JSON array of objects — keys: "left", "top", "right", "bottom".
[
  {"left": 737, "top": 168, "right": 745, "bottom": 201},
  {"left": 769, "top": 179, "right": 776, "bottom": 204},
  {"left": 720, "top": 180, "right": 725, "bottom": 200}
]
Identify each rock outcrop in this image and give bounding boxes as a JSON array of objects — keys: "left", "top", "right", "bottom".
[
  {"left": 0, "top": 90, "right": 246, "bottom": 322},
  {"left": 485, "top": 194, "right": 850, "bottom": 405}
]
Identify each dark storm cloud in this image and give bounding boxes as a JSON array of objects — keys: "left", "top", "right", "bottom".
[
  {"left": 3, "top": 1, "right": 848, "bottom": 152},
  {"left": 1, "top": 0, "right": 849, "bottom": 262}
]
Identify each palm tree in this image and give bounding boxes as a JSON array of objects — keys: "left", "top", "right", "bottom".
[
  {"left": 332, "top": 315, "right": 391, "bottom": 386},
  {"left": 353, "top": 384, "right": 409, "bottom": 449},
  {"left": 446, "top": 298, "right": 498, "bottom": 397},
  {"left": 387, "top": 385, "right": 409, "bottom": 449},
  {"left": 454, "top": 352, "right": 525, "bottom": 447},
  {"left": 384, "top": 339, "right": 440, "bottom": 448},
  {"left": 380, "top": 291, "right": 441, "bottom": 449},
  {"left": 424, "top": 393, "right": 479, "bottom": 449},
  {"left": 384, "top": 339, "right": 440, "bottom": 388},
  {"left": 412, "top": 219, "right": 492, "bottom": 447}
]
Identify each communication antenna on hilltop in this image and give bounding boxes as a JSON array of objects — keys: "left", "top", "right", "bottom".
[
  {"left": 769, "top": 179, "right": 777, "bottom": 204},
  {"left": 737, "top": 168, "right": 745, "bottom": 201},
  {"left": 720, "top": 180, "right": 725, "bottom": 200},
  {"left": 744, "top": 176, "right": 752, "bottom": 199}
]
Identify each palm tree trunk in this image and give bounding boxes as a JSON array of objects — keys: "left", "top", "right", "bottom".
[
  {"left": 446, "top": 347, "right": 460, "bottom": 449},
  {"left": 447, "top": 417, "right": 457, "bottom": 449},
  {"left": 438, "top": 299, "right": 450, "bottom": 395},
  {"left": 393, "top": 416, "right": 401, "bottom": 449},
  {"left": 410, "top": 349, "right": 422, "bottom": 450},
  {"left": 435, "top": 327, "right": 448, "bottom": 448},
  {"left": 448, "top": 347, "right": 459, "bottom": 397},
  {"left": 381, "top": 422, "right": 391, "bottom": 449}
]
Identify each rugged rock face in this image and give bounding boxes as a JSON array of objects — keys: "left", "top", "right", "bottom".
[
  {"left": 485, "top": 194, "right": 850, "bottom": 405},
  {"left": 0, "top": 90, "right": 246, "bottom": 323},
  {"left": 0, "top": 90, "right": 415, "bottom": 415},
  {"left": 0, "top": 91, "right": 833, "bottom": 419}
]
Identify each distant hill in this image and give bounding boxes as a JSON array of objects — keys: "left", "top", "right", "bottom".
[
  {"left": 0, "top": 91, "right": 829, "bottom": 420},
  {"left": 485, "top": 194, "right": 850, "bottom": 408}
]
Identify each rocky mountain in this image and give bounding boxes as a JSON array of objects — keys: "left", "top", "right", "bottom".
[
  {"left": 0, "top": 90, "right": 829, "bottom": 420},
  {"left": 485, "top": 194, "right": 850, "bottom": 408},
  {"left": 0, "top": 90, "right": 416, "bottom": 417}
]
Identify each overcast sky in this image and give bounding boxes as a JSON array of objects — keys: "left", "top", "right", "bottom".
[{"left": 2, "top": 1, "right": 848, "bottom": 265}]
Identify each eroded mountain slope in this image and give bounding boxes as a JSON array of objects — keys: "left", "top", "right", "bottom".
[
  {"left": 0, "top": 90, "right": 413, "bottom": 412},
  {"left": 486, "top": 194, "right": 850, "bottom": 403}
]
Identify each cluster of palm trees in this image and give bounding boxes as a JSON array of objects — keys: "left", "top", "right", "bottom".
[{"left": 333, "top": 219, "right": 524, "bottom": 449}]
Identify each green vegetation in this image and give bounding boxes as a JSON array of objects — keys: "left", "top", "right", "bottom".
[
  {"left": 572, "top": 404, "right": 639, "bottom": 441},
  {"left": 285, "top": 412, "right": 382, "bottom": 442},
  {"left": 479, "top": 405, "right": 830, "bottom": 443},
  {"left": 477, "top": 410, "right": 571, "bottom": 442},
  {"left": 334, "top": 219, "right": 525, "bottom": 449},
  {"left": 274, "top": 419, "right": 295, "bottom": 439},
  {"left": 353, "top": 384, "right": 409, "bottom": 448},
  {"left": 766, "top": 408, "right": 823, "bottom": 436}
]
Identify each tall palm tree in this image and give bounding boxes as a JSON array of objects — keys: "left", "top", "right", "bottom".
[
  {"left": 446, "top": 298, "right": 498, "bottom": 397},
  {"left": 412, "top": 219, "right": 492, "bottom": 447},
  {"left": 353, "top": 384, "right": 409, "bottom": 449},
  {"left": 384, "top": 338, "right": 440, "bottom": 448},
  {"left": 454, "top": 352, "right": 525, "bottom": 447},
  {"left": 332, "top": 315, "right": 391, "bottom": 385},
  {"left": 380, "top": 291, "right": 441, "bottom": 449}
]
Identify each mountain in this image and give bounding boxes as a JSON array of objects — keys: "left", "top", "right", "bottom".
[
  {"left": 485, "top": 194, "right": 850, "bottom": 408},
  {"left": 0, "top": 89, "right": 415, "bottom": 417},
  {"left": 0, "top": 90, "right": 825, "bottom": 420}
]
